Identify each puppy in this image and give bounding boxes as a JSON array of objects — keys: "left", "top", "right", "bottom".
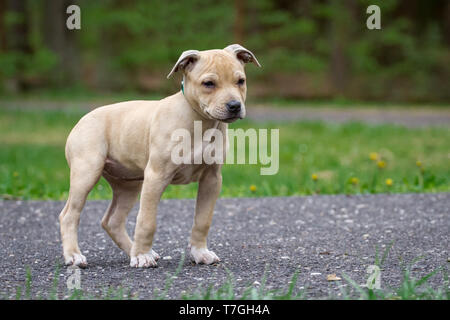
[{"left": 59, "top": 44, "right": 260, "bottom": 268}]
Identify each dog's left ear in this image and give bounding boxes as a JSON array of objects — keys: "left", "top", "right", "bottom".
[
  {"left": 224, "top": 44, "right": 261, "bottom": 67},
  {"left": 167, "top": 50, "right": 200, "bottom": 78}
]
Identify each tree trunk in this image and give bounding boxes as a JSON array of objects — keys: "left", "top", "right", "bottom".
[
  {"left": 8, "top": 0, "right": 31, "bottom": 91},
  {"left": 234, "top": 0, "right": 245, "bottom": 44},
  {"left": 329, "top": 1, "right": 351, "bottom": 96},
  {"left": 0, "top": 0, "right": 6, "bottom": 51},
  {"left": 42, "top": 0, "right": 80, "bottom": 86}
]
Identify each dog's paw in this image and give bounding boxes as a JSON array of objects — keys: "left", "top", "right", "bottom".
[
  {"left": 130, "top": 253, "right": 158, "bottom": 268},
  {"left": 150, "top": 249, "right": 160, "bottom": 261},
  {"left": 190, "top": 246, "right": 220, "bottom": 265},
  {"left": 64, "top": 253, "right": 87, "bottom": 268}
]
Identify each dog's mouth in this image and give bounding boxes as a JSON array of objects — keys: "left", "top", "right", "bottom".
[
  {"left": 212, "top": 114, "right": 241, "bottom": 123},
  {"left": 221, "top": 116, "right": 241, "bottom": 123},
  {"left": 204, "top": 109, "right": 242, "bottom": 123}
]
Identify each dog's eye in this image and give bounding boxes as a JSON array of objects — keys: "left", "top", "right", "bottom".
[
  {"left": 237, "top": 78, "right": 245, "bottom": 86},
  {"left": 202, "top": 81, "right": 215, "bottom": 88}
]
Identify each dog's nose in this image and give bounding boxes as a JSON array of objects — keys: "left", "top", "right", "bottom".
[{"left": 226, "top": 100, "right": 241, "bottom": 113}]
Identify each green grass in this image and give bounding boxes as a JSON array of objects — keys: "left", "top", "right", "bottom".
[
  {"left": 0, "top": 108, "right": 449, "bottom": 200},
  {"left": 256, "top": 96, "right": 450, "bottom": 109},
  {"left": 7, "top": 249, "right": 449, "bottom": 300},
  {"left": 0, "top": 87, "right": 164, "bottom": 103}
]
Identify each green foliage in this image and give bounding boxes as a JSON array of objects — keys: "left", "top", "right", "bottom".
[
  {"left": 0, "top": 108, "right": 449, "bottom": 200},
  {"left": 0, "top": 52, "right": 21, "bottom": 78},
  {"left": 181, "top": 266, "right": 305, "bottom": 300},
  {"left": 9, "top": 249, "right": 448, "bottom": 300},
  {"left": 0, "top": 0, "right": 448, "bottom": 101},
  {"left": 80, "top": 0, "right": 234, "bottom": 69},
  {"left": 0, "top": 6, "right": 58, "bottom": 86},
  {"left": 342, "top": 259, "right": 448, "bottom": 300}
]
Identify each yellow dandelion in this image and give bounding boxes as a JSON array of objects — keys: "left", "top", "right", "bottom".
[
  {"left": 385, "top": 178, "right": 393, "bottom": 186},
  {"left": 369, "top": 152, "right": 379, "bottom": 161},
  {"left": 416, "top": 160, "right": 422, "bottom": 167},
  {"left": 250, "top": 185, "right": 257, "bottom": 192},
  {"left": 377, "top": 160, "right": 386, "bottom": 169},
  {"left": 350, "top": 177, "right": 359, "bottom": 185},
  {"left": 13, "top": 171, "right": 19, "bottom": 177},
  {"left": 311, "top": 173, "right": 318, "bottom": 181}
]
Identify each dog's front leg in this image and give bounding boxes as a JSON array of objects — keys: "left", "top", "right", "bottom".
[
  {"left": 190, "top": 166, "right": 222, "bottom": 264},
  {"left": 130, "top": 168, "right": 170, "bottom": 268}
]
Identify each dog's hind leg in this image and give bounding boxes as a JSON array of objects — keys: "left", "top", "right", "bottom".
[
  {"left": 101, "top": 176, "right": 156, "bottom": 259},
  {"left": 60, "top": 156, "right": 104, "bottom": 267}
]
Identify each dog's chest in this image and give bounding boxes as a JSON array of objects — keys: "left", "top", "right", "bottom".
[{"left": 171, "top": 138, "right": 223, "bottom": 184}]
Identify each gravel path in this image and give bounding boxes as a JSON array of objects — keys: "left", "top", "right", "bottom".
[
  {"left": 0, "top": 193, "right": 448, "bottom": 299},
  {"left": 247, "top": 106, "right": 450, "bottom": 127},
  {"left": 2, "top": 100, "right": 449, "bottom": 127}
]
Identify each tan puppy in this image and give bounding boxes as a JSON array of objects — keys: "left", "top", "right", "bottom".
[{"left": 59, "top": 44, "right": 261, "bottom": 268}]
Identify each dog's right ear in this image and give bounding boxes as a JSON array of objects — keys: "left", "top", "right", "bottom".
[{"left": 167, "top": 50, "right": 200, "bottom": 79}]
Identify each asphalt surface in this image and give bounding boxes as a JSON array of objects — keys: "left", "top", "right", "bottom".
[
  {"left": 0, "top": 193, "right": 448, "bottom": 299},
  {"left": 3, "top": 101, "right": 450, "bottom": 128},
  {"left": 248, "top": 106, "right": 450, "bottom": 127}
]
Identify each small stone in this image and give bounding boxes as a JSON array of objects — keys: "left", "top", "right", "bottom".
[{"left": 327, "top": 274, "right": 341, "bottom": 281}]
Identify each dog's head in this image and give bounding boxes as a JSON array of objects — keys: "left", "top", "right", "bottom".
[{"left": 167, "top": 44, "right": 261, "bottom": 123}]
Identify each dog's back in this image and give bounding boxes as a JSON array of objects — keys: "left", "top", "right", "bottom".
[{"left": 65, "top": 100, "right": 158, "bottom": 169}]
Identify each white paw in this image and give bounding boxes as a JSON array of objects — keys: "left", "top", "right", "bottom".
[
  {"left": 150, "top": 249, "right": 160, "bottom": 261},
  {"left": 190, "top": 246, "right": 220, "bottom": 265},
  {"left": 130, "top": 253, "right": 158, "bottom": 268},
  {"left": 64, "top": 253, "right": 87, "bottom": 268}
]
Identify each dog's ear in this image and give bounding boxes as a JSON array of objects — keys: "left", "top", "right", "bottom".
[
  {"left": 224, "top": 44, "right": 261, "bottom": 67},
  {"left": 167, "top": 50, "right": 200, "bottom": 78}
]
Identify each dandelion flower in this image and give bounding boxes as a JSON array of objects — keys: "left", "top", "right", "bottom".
[
  {"left": 13, "top": 172, "right": 19, "bottom": 177},
  {"left": 350, "top": 177, "right": 359, "bottom": 185},
  {"left": 311, "top": 174, "right": 318, "bottom": 181},
  {"left": 416, "top": 160, "right": 422, "bottom": 167},
  {"left": 250, "top": 185, "right": 257, "bottom": 192},
  {"left": 369, "top": 152, "right": 379, "bottom": 161},
  {"left": 377, "top": 160, "right": 386, "bottom": 169},
  {"left": 385, "top": 178, "right": 393, "bottom": 186}
]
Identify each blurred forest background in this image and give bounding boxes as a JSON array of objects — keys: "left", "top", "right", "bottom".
[
  {"left": 1, "top": 0, "right": 450, "bottom": 200},
  {"left": 0, "top": 0, "right": 449, "bottom": 102}
]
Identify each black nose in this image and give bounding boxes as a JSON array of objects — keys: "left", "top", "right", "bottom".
[{"left": 226, "top": 100, "right": 241, "bottom": 113}]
